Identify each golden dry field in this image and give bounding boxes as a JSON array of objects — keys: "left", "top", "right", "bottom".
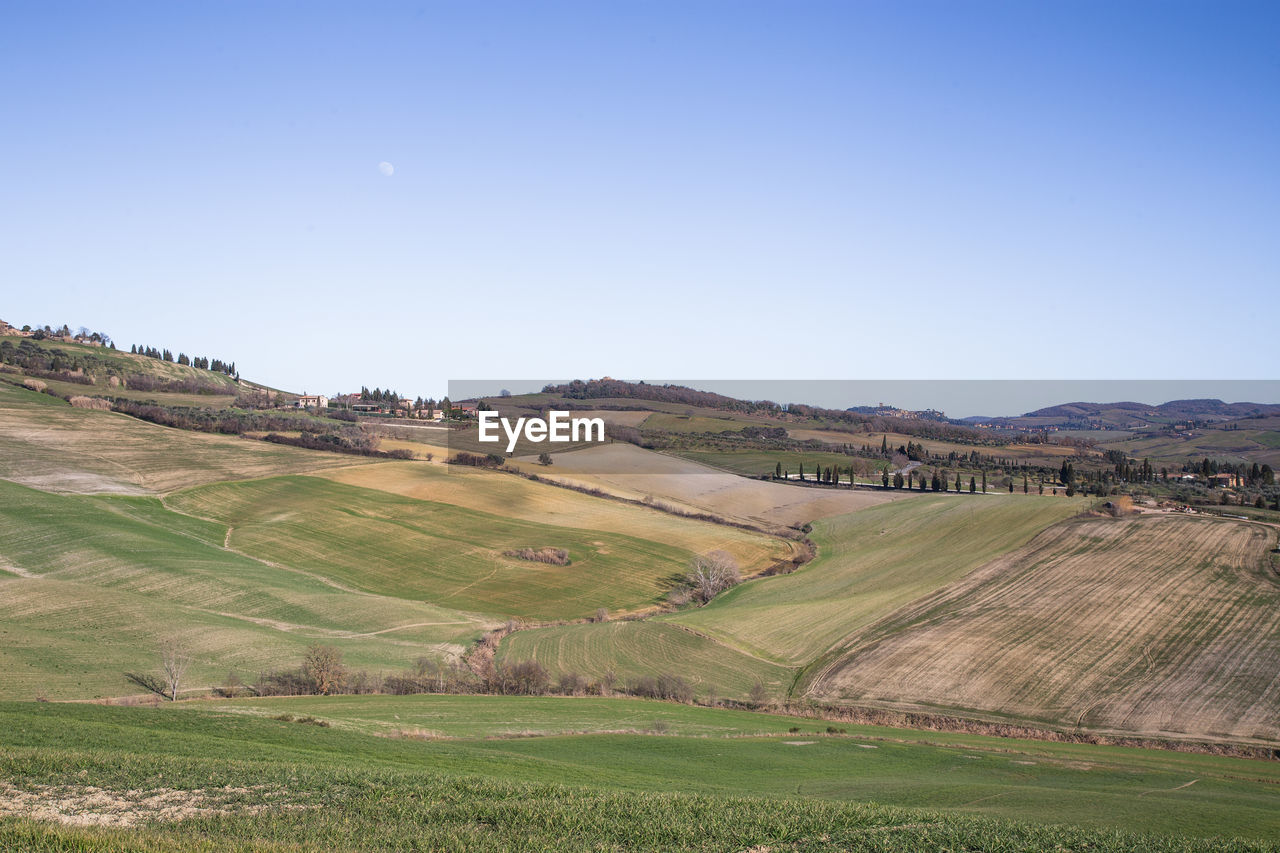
[
  {"left": 510, "top": 443, "right": 903, "bottom": 529},
  {"left": 0, "top": 382, "right": 368, "bottom": 495}
]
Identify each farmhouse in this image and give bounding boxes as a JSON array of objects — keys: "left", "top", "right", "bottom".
[
  {"left": 296, "top": 394, "right": 328, "bottom": 409},
  {"left": 1209, "top": 473, "right": 1243, "bottom": 488}
]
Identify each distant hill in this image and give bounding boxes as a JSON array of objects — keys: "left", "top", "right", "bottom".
[
  {"left": 972, "top": 399, "right": 1280, "bottom": 430},
  {"left": 503, "top": 379, "right": 989, "bottom": 445},
  {"left": 1025, "top": 399, "right": 1280, "bottom": 421}
]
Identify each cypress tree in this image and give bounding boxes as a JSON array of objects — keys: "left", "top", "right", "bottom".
[{"left": 969, "top": 476, "right": 976, "bottom": 493}]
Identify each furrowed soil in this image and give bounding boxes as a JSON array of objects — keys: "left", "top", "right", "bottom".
[{"left": 810, "top": 513, "right": 1280, "bottom": 743}]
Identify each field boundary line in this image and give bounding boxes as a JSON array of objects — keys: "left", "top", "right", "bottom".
[
  {"left": 1139, "top": 779, "right": 1199, "bottom": 796},
  {"left": 158, "top": 494, "right": 380, "bottom": 597}
]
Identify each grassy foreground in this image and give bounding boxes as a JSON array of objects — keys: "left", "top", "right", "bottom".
[{"left": 2, "top": 699, "right": 1278, "bottom": 851}]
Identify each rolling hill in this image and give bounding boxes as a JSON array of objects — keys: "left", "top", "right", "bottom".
[
  {"left": 809, "top": 513, "right": 1280, "bottom": 742},
  {"left": 4, "top": 353, "right": 1280, "bottom": 849}
]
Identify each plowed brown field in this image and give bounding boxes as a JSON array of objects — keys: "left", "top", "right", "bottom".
[{"left": 810, "top": 514, "right": 1280, "bottom": 742}]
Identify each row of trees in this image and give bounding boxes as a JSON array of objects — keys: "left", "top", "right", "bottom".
[
  {"left": 773, "top": 460, "right": 999, "bottom": 494},
  {"left": 1186, "top": 458, "right": 1275, "bottom": 486},
  {"left": 12, "top": 323, "right": 114, "bottom": 347},
  {"left": 359, "top": 386, "right": 402, "bottom": 402},
  {"left": 882, "top": 469, "right": 987, "bottom": 494},
  {"left": 130, "top": 344, "right": 237, "bottom": 378},
  {"left": 144, "top": 640, "right": 702, "bottom": 705}
]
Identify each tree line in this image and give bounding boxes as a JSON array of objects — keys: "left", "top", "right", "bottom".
[{"left": 130, "top": 344, "right": 238, "bottom": 378}]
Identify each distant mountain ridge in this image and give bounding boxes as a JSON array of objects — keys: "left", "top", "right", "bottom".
[
  {"left": 959, "top": 398, "right": 1280, "bottom": 430},
  {"left": 1024, "top": 399, "right": 1280, "bottom": 420}
]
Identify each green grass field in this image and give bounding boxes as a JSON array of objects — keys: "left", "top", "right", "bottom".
[
  {"left": 2, "top": 700, "right": 1278, "bottom": 850},
  {"left": 173, "top": 693, "right": 818, "bottom": 737},
  {"left": 498, "top": 621, "right": 793, "bottom": 700},
  {"left": 167, "top": 474, "right": 736, "bottom": 620},
  {"left": 0, "top": 478, "right": 489, "bottom": 700}
]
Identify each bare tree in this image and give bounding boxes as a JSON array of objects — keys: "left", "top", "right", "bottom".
[
  {"left": 303, "top": 644, "right": 346, "bottom": 695},
  {"left": 159, "top": 636, "right": 192, "bottom": 701},
  {"left": 599, "top": 669, "right": 618, "bottom": 696},
  {"left": 685, "top": 550, "right": 741, "bottom": 604}
]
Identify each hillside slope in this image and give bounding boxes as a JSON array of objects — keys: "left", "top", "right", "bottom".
[
  {"left": 501, "top": 496, "right": 1086, "bottom": 700},
  {"left": 0, "top": 382, "right": 365, "bottom": 494},
  {"left": 809, "top": 514, "right": 1280, "bottom": 742}
]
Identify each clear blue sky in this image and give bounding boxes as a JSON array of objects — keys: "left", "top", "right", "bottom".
[{"left": 3, "top": 1, "right": 1277, "bottom": 404}]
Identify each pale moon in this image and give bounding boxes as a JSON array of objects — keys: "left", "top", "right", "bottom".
[{"left": 378, "top": 161, "right": 394, "bottom": 177}]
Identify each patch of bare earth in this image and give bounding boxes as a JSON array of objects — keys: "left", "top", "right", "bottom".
[
  {"left": 511, "top": 443, "right": 900, "bottom": 529},
  {"left": 812, "top": 514, "right": 1280, "bottom": 742},
  {"left": 0, "top": 781, "right": 307, "bottom": 827}
]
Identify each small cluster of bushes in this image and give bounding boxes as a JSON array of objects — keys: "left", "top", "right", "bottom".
[
  {"left": 451, "top": 451, "right": 507, "bottom": 468},
  {"left": 1, "top": 338, "right": 118, "bottom": 381},
  {"left": 503, "top": 547, "right": 571, "bottom": 566},
  {"left": 111, "top": 399, "right": 314, "bottom": 435},
  {"left": 628, "top": 673, "right": 694, "bottom": 702},
  {"left": 68, "top": 396, "right": 112, "bottom": 410},
  {"left": 263, "top": 432, "right": 413, "bottom": 459},
  {"left": 216, "top": 646, "right": 700, "bottom": 704},
  {"left": 25, "top": 368, "right": 95, "bottom": 385},
  {"left": 272, "top": 713, "right": 330, "bottom": 727}
]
